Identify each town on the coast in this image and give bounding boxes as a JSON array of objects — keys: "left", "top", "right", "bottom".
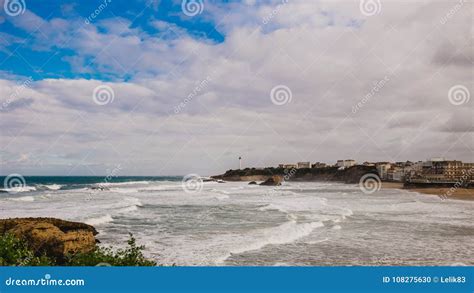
[{"left": 274, "top": 158, "right": 474, "bottom": 187}]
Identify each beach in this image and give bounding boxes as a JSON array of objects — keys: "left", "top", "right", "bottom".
[{"left": 382, "top": 182, "right": 474, "bottom": 201}]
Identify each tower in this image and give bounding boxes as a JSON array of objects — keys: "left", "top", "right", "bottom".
[{"left": 239, "top": 156, "right": 242, "bottom": 169}]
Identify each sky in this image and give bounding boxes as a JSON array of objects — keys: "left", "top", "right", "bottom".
[{"left": 0, "top": 0, "right": 472, "bottom": 176}]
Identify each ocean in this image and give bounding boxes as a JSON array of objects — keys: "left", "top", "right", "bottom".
[{"left": 1, "top": 176, "right": 473, "bottom": 266}]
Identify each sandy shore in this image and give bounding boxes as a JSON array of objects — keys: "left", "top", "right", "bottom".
[{"left": 382, "top": 182, "right": 474, "bottom": 201}]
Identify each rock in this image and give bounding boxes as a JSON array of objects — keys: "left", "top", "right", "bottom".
[
  {"left": 90, "top": 186, "right": 109, "bottom": 191},
  {"left": 259, "top": 176, "right": 283, "bottom": 186},
  {"left": 0, "top": 218, "right": 98, "bottom": 263},
  {"left": 248, "top": 181, "right": 257, "bottom": 185}
]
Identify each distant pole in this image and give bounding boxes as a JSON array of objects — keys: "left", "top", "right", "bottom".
[{"left": 239, "top": 156, "right": 242, "bottom": 169}]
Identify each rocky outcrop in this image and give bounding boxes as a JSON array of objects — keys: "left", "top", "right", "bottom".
[
  {"left": 0, "top": 218, "right": 98, "bottom": 262},
  {"left": 248, "top": 181, "right": 257, "bottom": 185},
  {"left": 259, "top": 176, "right": 283, "bottom": 186},
  {"left": 213, "top": 165, "right": 378, "bottom": 184}
]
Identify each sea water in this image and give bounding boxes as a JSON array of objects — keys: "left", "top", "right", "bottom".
[{"left": 1, "top": 177, "right": 473, "bottom": 266}]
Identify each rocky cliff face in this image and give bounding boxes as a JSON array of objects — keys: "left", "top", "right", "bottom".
[
  {"left": 212, "top": 165, "right": 378, "bottom": 184},
  {"left": 0, "top": 218, "right": 98, "bottom": 263}
]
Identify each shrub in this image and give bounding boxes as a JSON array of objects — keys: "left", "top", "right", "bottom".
[
  {"left": 0, "top": 233, "right": 52, "bottom": 266},
  {"left": 0, "top": 233, "right": 156, "bottom": 266},
  {"left": 67, "top": 234, "right": 156, "bottom": 266}
]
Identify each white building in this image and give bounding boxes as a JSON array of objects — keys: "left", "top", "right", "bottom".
[
  {"left": 297, "top": 162, "right": 311, "bottom": 169},
  {"left": 423, "top": 157, "right": 446, "bottom": 168},
  {"left": 336, "top": 159, "right": 356, "bottom": 168},
  {"left": 376, "top": 162, "right": 392, "bottom": 180},
  {"left": 387, "top": 167, "right": 405, "bottom": 182},
  {"left": 279, "top": 164, "right": 298, "bottom": 169}
]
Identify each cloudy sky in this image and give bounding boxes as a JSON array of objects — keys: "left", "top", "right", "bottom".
[{"left": 0, "top": 0, "right": 472, "bottom": 176}]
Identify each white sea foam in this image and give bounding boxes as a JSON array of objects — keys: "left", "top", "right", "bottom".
[
  {"left": 219, "top": 220, "right": 324, "bottom": 263},
  {"left": 114, "top": 197, "right": 143, "bottom": 214},
  {"left": 39, "top": 184, "right": 62, "bottom": 190},
  {"left": 8, "top": 195, "right": 35, "bottom": 202},
  {"left": 215, "top": 195, "right": 229, "bottom": 200},
  {"left": 109, "top": 188, "right": 140, "bottom": 194},
  {"left": 258, "top": 203, "right": 288, "bottom": 213},
  {"left": 137, "top": 182, "right": 183, "bottom": 192},
  {"left": 118, "top": 205, "right": 139, "bottom": 213},
  {"left": 85, "top": 214, "right": 113, "bottom": 226},
  {"left": 306, "top": 238, "right": 330, "bottom": 245},
  {"left": 211, "top": 189, "right": 230, "bottom": 195},
  {"left": 117, "top": 201, "right": 142, "bottom": 213},
  {"left": 1, "top": 186, "right": 36, "bottom": 193},
  {"left": 97, "top": 181, "right": 150, "bottom": 187}
]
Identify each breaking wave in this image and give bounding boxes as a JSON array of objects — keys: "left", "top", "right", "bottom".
[
  {"left": 85, "top": 214, "right": 114, "bottom": 226},
  {"left": 219, "top": 220, "right": 324, "bottom": 263}
]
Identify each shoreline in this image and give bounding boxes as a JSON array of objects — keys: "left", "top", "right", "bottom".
[
  {"left": 381, "top": 182, "right": 474, "bottom": 201},
  {"left": 211, "top": 166, "right": 474, "bottom": 201},
  {"left": 221, "top": 177, "right": 474, "bottom": 201}
]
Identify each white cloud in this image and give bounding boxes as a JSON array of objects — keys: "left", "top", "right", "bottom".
[{"left": 0, "top": 0, "right": 472, "bottom": 175}]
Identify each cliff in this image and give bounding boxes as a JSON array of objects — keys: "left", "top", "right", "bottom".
[
  {"left": 0, "top": 217, "right": 98, "bottom": 263},
  {"left": 212, "top": 165, "right": 378, "bottom": 184}
]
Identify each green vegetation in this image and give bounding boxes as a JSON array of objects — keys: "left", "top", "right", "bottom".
[
  {"left": 0, "top": 233, "right": 52, "bottom": 266},
  {"left": 67, "top": 234, "right": 156, "bottom": 266},
  {"left": 0, "top": 233, "right": 156, "bottom": 266},
  {"left": 216, "top": 165, "right": 378, "bottom": 184}
]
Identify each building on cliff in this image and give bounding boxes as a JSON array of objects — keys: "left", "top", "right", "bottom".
[
  {"left": 278, "top": 162, "right": 311, "bottom": 169},
  {"left": 297, "top": 162, "right": 311, "bottom": 169},
  {"left": 312, "top": 162, "right": 327, "bottom": 168},
  {"left": 336, "top": 160, "right": 356, "bottom": 168},
  {"left": 278, "top": 163, "right": 298, "bottom": 169}
]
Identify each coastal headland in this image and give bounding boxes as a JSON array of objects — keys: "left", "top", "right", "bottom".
[
  {"left": 212, "top": 165, "right": 378, "bottom": 184},
  {"left": 212, "top": 166, "right": 474, "bottom": 200}
]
